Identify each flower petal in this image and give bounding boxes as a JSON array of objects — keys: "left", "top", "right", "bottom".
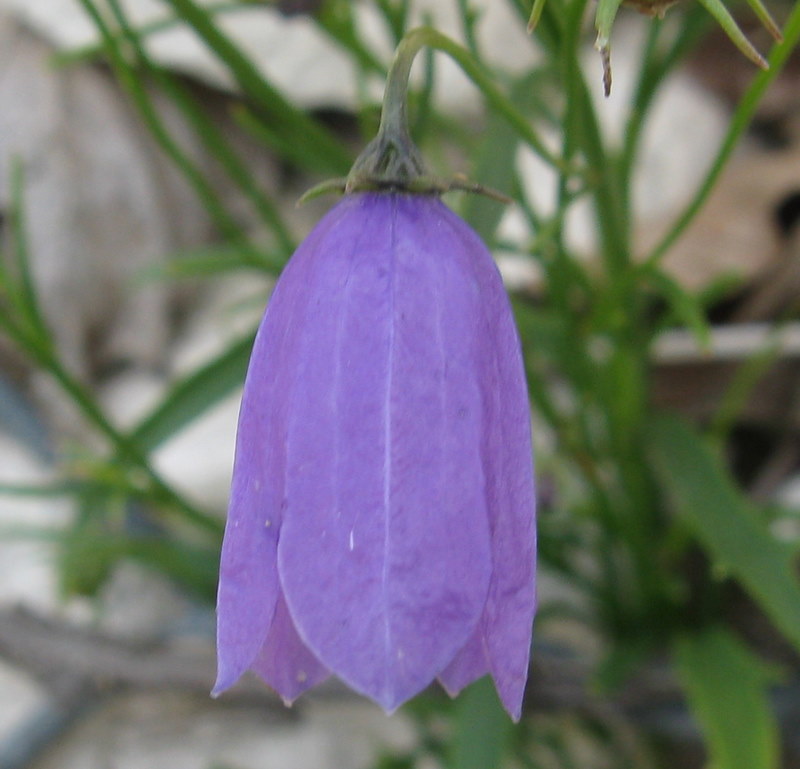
[
  {"left": 441, "top": 205, "right": 538, "bottom": 722},
  {"left": 278, "top": 194, "right": 493, "bottom": 712},
  {"left": 214, "top": 202, "right": 353, "bottom": 695},
  {"left": 250, "top": 593, "right": 330, "bottom": 704},
  {"left": 438, "top": 630, "right": 490, "bottom": 697}
]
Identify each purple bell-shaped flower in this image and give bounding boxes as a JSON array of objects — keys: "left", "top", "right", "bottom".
[
  {"left": 214, "top": 191, "right": 536, "bottom": 719},
  {"left": 214, "top": 28, "right": 536, "bottom": 721}
]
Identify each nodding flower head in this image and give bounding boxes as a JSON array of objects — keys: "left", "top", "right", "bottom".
[{"left": 213, "top": 191, "right": 536, "bottom": 720}]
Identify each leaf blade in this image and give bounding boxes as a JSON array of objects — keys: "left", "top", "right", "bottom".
[
  {"left": 674, "top": 627, "right": 779, "bottom": 769},
  {"left": 649, "top": 413, "right": 800, "bottom": 652}
]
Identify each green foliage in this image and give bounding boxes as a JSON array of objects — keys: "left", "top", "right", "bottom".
[
  {"left": 128, "top": 333, "right": 255, "bottom": 454},
  {"left": 675, "top": 627, "right": 780, "bottom": 769},
  {"left": 448, "top": 677, "right": 514, "bottom": 769},
  {"left": 2, "top": 0, "right": 800, "bottom": 767},
  {"left": 650, "top": 413, "right": 800, "bottom": 652}
]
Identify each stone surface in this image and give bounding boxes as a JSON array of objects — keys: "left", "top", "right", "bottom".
[
  {"left": 30, "top": 695, "right": 414, "bottom": 769},
  {"left": 0, "top": 0, "right": 536, "bottom": 112}
]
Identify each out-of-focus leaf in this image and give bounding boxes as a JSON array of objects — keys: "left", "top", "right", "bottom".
[
  {"left": 129, "top": 333, "right": 255, "bottom": 454},
  {"left": 644, "top": 266, "right": 710, "bottom": 347},
  {"left": 460, "top": 72, "right": 545, "bottom": 245},
  {"left": 59, "top": 506, "right": 120, "bottom": 597},
  {"left": 136, "top": 246, "right": 279, "bottom": 282},
  {"left": 78, "top": 0, "right": 249, "bottom": 245},
  {"left": 61, "top": 523, "right": 218, "bottom": 599},
  {"left": 448, "top": 677, "right": 513, "bottom": 769},
  {"left": 0, "top": 482, "right": 84, "bottom": 498},
  {"left": 674, "top": 626, "right": 779, "bottom": 769},
  {"left": 649, "top": 413, "right": 800, "bottom": 652},
  {"left": 108, "top": 0, "right": 295, "bottom": 255},
  {"left": 315, "top": 1, "right": 385, "bottom": 75},
  {"left": 3, "top": 161, "right": 50, "bottom": 345},
  {"left": 162, "top": 0, "right": 352, "bottom": 175},
  {"left": 125, "top": 536, "right": 219, "bottom": 600}
]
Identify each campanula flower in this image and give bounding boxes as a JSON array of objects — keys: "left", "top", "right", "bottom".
[{"left": 213, "top": 191, "right": 536, "bottom": 720}]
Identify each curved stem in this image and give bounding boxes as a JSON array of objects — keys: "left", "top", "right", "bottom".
[{"left": 377, "top": 26, "right": 562, "bottom": 171}]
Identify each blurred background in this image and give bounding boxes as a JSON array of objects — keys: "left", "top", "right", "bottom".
[{"left": 0, "top": 0, "right": 799, "bottom": 767}]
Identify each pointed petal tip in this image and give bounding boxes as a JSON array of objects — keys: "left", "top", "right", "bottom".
[
  {"left": 211, "top": 663, "right": 245, "bottom": 699},
  {"left": 375, "top": 695, "right": 403, "bottom": 717},
  {"left": 493, "top": 675, "right": 527, "bottom": 723},
  {"left": 439, "top": 672, "right": 524, "bottom": 721},
  {"left": 350, "top": 679, "right": 422, "bottom": 717},
  {"left": 439, "top": 679, "right": 459, "bottom": 700},
  {"left": 502, "top": 679, "right": 526, "bottom": 722}
]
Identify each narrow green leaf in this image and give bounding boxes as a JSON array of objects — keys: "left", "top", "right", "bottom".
[
  {"left": 0, "top": 481, "right": 82, "bottom": 498},
  {"left": 649, "top": 413, "right": 800, "bottom": 652},
  {"left": 128, "top": 332, "right": 255, "bottom": 453},
  {"left": 6, "top": 160, "right": 49, "bottom": 341},
  {"left": 314, "top": 1, "right": 386, "bottom": 75},
  {"left": 644, "top": 266, "right": 710, "bottom": 347},
  {"left": 696, "top": 0, "right": 768, "bottom": 68},
  {"left": 527, "top": 0, "right": 547, "bottom": 33},
  {"left": 448, "top": 677, "right": 513, "bottom": 769},
  {"left": 674, "top": 626, "right": 779, "bottom": 769},
  {"left": 594, "top": 0, "right": 623, "bottom": 51},
  {"left": 460, "top": 71, "right": 544, "bottom": 245},
  {"left": 745, "top": 0, "right": 783, "bottom": 41},
  {"left": 136, "top": 245, "right": 278, "bottom": 282}
]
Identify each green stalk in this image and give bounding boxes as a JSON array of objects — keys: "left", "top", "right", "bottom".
[
  {"left": 373, "top": 26, "right": 563, "bottom": 170},
  {"left": 5, "top": 161, "right": 49, "bottom": 340},
  {"left": 620, "top": 8, "right": 711, "bottom": 226},
  {"left": 0, "top": 307, "right": 217, "bottom": 534}
]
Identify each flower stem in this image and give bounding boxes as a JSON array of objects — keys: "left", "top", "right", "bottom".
[{"left": 346, "top": 26, "right": 562, "bottom": 193}]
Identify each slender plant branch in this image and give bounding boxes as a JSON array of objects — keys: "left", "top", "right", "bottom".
[{"left": 386, "top": 27, "right": 564, "bottom": 170}]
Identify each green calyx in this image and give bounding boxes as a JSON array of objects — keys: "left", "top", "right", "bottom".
[
  {"left": 299, "top": 27, "right": 509, "bottom": 204},
  {"left": 346, "top": 123, "right": 427, "bottom": 192}
]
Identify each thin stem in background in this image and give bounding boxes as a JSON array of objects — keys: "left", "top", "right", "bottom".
[
  {"left": 456, "top": 0, "right": 482, "bottom": 59},
  {"left": 644, "top": 0, "right": 800, "bottom": 267},
  {"left": 105, "top": 0, "right": 296, "bottom": 261},
  {"left": 78, "top": 0, "right": 256, "bottom": 249},
  {"left": 2, "top": 160, "right": 220, "bottom": 536},
  {"left": 619, "top": 7, "right": 712, "bottom": 224},
  {"left": 53, "top": 1, "right": 248, "bottom": 65},
  {"left": 391, "top": 27, "right": 566, "bottom": 169},
  {"left": 162, "top": 0, "right": 353, "bottom": 175}
]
